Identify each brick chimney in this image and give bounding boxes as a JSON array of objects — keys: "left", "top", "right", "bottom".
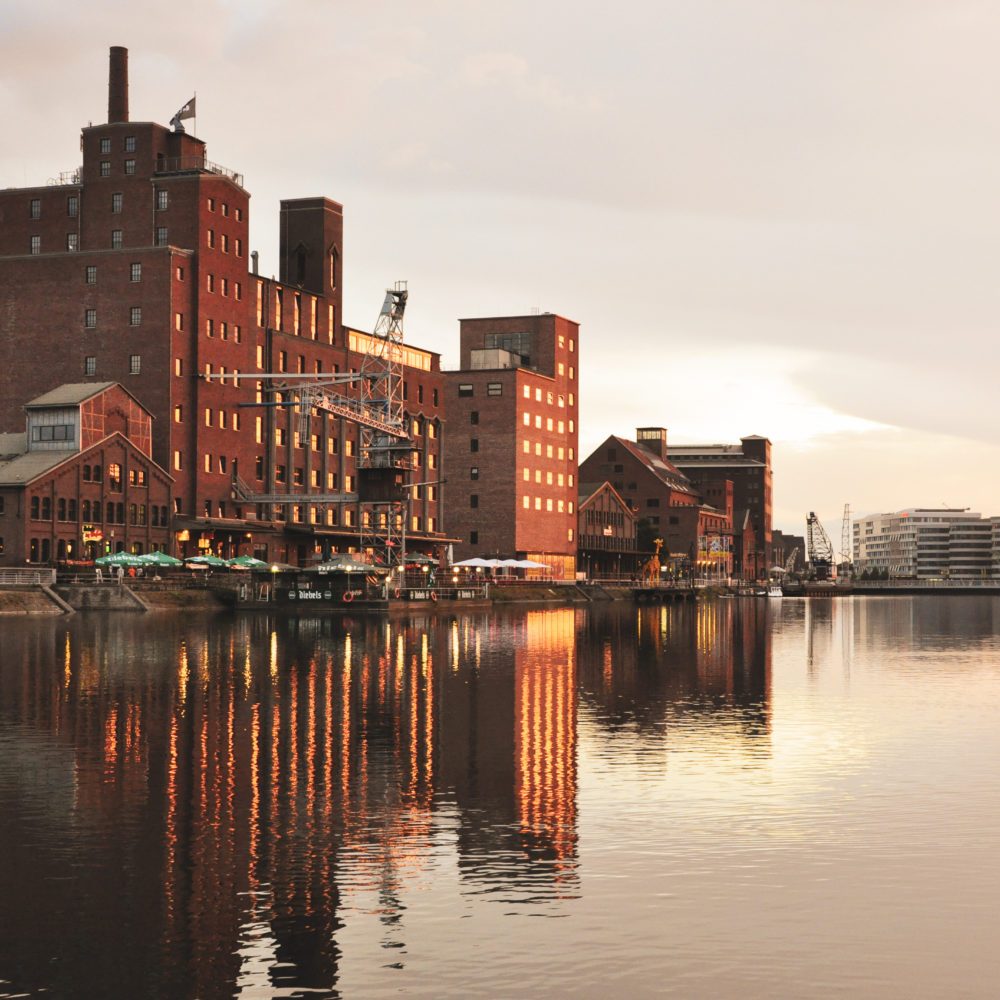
[
  {"left": 108, "top": 46, "right": 129, "bottom": 123},
  {"left": 636, "top": 427, "right": 668, "bottom": 462}
]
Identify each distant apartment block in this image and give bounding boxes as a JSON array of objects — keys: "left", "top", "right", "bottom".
[{"left": 853, "top": 508, "right": 999, "bottom": 578}]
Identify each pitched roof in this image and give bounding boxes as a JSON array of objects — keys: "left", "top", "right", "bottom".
[
  {"left": 25, "top": 382, "right": 117, "bottom": 408},
  {"left": 612, "top": 436, "right": 697, "bottom": 495},
  {"left": 579, "top": 480, "right": 634, "bottom": 515},
  {"left": 0, "top": 449, "right": 68, "bottom": 486}
]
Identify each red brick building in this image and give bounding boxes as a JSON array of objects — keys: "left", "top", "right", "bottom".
[
  {"left": 577, "top": 482, "right": 638, "bottom": 579},
  {"left": 444, "top": 314, "right": 580, "bottom": 580},
  {"left": 667, "top": 436, "right": 773, "bottom": 580},
  {"left": 579, "top": 428, "right": 734, "bottom": 579},
  {"left": 0, "top": 47, "right": 446, "bottom": 566},
  {"left": 0, "top": 383, "right": 172, "bottom": 565}
]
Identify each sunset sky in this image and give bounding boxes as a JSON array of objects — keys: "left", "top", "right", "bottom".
[{"left": 3, "top": 0, "right": 998, "bottom": 536}]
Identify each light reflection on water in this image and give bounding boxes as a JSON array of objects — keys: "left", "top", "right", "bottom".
[{"left": 0, "top": 597, "right": 999, "bottom": 998}]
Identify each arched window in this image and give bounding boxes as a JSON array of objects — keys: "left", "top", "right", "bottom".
[
  {"left": 41, "top": 497, "right": 51, "bottom": 521},
  {"left": 30, "top": 496, "right": 40, "bottom": 520},
  {"left": 57, "top": 498, "right": 67, "bottom": 522}
]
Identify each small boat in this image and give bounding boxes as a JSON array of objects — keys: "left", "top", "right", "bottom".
[{"left": 767, "top": 583, "right": 783, "bottom": 598}]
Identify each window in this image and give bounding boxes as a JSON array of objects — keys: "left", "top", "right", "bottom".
[
  {"left": 66, "top": 233, "right": 78, "bottom": 252},
  {"left": 207, "top": 273, "right": 214, "bottom": 292},
  {"left": 470, "top": 411, "right": 479, "bottom": 425},
  {"left": 206, "top": 319, "right": 214, "bottom": 338},
  {"left": 470, "top": 467, "right": 480, "bottom": 480},
  {"left": 129, "top": 306, "right": 142, "bottom": 326},
  {"left": 221, "top": 277, "right": 228, "bottom": 296},
  {"left": 85, "top": 356, "right": 96, "bottom": 375},
  {"left": 111, "top": 229, "right": 122, "bottom": 249},
  {"left": 470, "top": 494, "right": 479, "bottom": 508},
  {"left": 156, "top": 189, "right": 168, "bottom": 211},
  {"left": 67, "top": 196, "right": 78, "bottom": 217},
  {"left": 100, "top": 161, "right": 111, "bottom": 177},
  {"left": 111, "top": 192, "right": 122, "bottom": 213},
  {"left": 100, "top": 137, "right": 111, "bottom": 154},
  {"left": 124, "top": 159, "right": 136, "bottom": 175},
  {"left": 130, "top": 262, "right": 141, "bottom": 282},
  {"left": 208, "top": 198, "right": 216, "bottom": 212},
  {"left": 29, "top": 198, "right": 40, "bottom": 219},
  {"left": 204, "top": 454, "right": 212, "bottom": 473},
  {"left": 156, "top": 227, "right": 168, "bottom": 246},
  {"left": 470, "top": 438, "right": 479, "bottom": 452},
  {"left": 487, "top": 382, "right": 503, "bottom": 396},
  {"left": 124, "top": 136, "right": 136, "bottom": 153},
  {"left": 175, "top": 312, "right": 183, "bottom": 331},
  {"left": 174, "top": 358, "right": 183, "bottom": 376},
  {"left": 458, "top": 384, "right": 473, "bottom": 397},
  {"left": 84, "top": 266, "right": 96, "bottom": 284},
  {"left": 30, "top": 235, "right": 40, "bottom": 255},
  {"left": 85, "top": 309, "right": 97, "bottom": 329},
  {"left": 129, "top": 355, "right": 141, "bottom": 374},
  {"left": 207, "top": 229, "right": 215, "bottom": 248},
  {"left": 107, "top": 464, "right": 122, "bottom": 492},
  {"left": 470, "top": 530, "right": 479, "bottom": 545},
  {"left": 221, "top": 234, "right": 229, "bottom": 253}
]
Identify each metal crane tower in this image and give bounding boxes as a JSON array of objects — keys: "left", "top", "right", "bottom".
[
  {"left": 225, "top": 281, "right": 416, "bottom": 571},
  {"left": 840, "top": 503, "right": 853, "bottom": 572},
  {"left": 806, "top": 511, "right": 834, "bottom": 580}
]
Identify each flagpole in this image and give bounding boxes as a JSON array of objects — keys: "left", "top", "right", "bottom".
[{"left": 194, "top": 90, "right": 197, "bottom": 138}]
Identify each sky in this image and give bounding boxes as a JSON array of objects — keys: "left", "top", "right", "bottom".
[{"left": 2, "top": 0, "right": 999, "bottom": 538}]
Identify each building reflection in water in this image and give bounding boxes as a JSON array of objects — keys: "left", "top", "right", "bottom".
[
  {"left": 577, "top": 600, "right": 772, "bottom": 755},
  {"left": 0, "top": 600, "right": 768, "bottom": 998}
]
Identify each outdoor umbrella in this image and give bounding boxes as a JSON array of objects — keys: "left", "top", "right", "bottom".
[
  {"left": 226, "top": 555, "right": 268, "bottom": 570},
  {"left": 138, "top": 551, "right": 182, "bottom": 567},
  {"left": 95, "top": 551, "right": 143, "bottom": 567},
  {"left": 453, "top": 557, "right": 493, "bottom": 568},
  {"left": 185, "top": 555, "right": 228, "bottom": 568}
]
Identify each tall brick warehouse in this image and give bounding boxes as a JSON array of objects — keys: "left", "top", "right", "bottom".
[
  {"left": 0, "top": 47, "right": 447, "bottom": 565},
  {"left": 445, "top": 314, "right": 580, "bottom": 580}
]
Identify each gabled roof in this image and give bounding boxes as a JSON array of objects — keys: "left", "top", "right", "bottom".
[
  {"left": 0, "top": 431, "right": 173, "bottom": 488},
  {"left": 579, "top": 480, "right": 635, "bottom": 516},
  {"left": 611, "top": 436, "right": 696, "bottom": 495},
  {"left": 25, "top": 382, "right": 117, "bottom": 408}
]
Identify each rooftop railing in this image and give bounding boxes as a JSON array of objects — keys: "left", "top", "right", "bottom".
[
  {"left": 47, "top": 168, "right": 82, "bottom": 186},
  {"left": 154, "top": 156, "right": 244, "bottom": 188}
]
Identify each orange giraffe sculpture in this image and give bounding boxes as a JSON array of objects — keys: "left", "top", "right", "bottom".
[{"left": 641, "top": 538, "right": 664, "bottom": 586}]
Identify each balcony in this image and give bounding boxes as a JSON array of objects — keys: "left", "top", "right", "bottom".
[{"left": 154, "top": 156, "right": 244, "bottom": 188}]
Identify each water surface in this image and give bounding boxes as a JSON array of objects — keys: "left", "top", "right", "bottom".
[{"left": 1, "top": 597, "right": 999, "bottom": 998}]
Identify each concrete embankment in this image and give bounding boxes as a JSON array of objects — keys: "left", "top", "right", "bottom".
[{"left": 0, "top": 588, "right": 67, "bottom": 616}]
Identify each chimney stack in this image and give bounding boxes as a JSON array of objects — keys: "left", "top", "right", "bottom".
[{"left": 108, "top": 46, "right": 129, "bottom": 123}]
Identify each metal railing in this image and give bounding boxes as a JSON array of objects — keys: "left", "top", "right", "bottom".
[
  {"left": 853, "top": 579, "right": 1000, "bottom": 589},
  {"left": 154, "top": 156, "right": 244, "bottom": 187},
  {"left": 48, "top": 168, "right": 82, "bottom": 186},
  {"left": 0, "top": 569, "right": 57, "bottom": 586}
]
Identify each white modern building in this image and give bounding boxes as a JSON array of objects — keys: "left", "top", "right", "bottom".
[{"left": 853, "top": 508, "right": 1000, "bottom": 578}]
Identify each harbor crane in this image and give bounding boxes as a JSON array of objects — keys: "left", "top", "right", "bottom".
[
  {"left": 806, "top": 511, "right": 834, "bottom": 580},
  {"left": 211, "top": 281, "right": 417, "bottom": 570}
]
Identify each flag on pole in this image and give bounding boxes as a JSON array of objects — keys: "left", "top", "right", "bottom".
[{"left": 170, "top": 96, "right": 196, "bottom": 131}]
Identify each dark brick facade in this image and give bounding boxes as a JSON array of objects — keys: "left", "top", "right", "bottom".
[{"left": 0, "top": 48, "right": 445, "bottom": 566}]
